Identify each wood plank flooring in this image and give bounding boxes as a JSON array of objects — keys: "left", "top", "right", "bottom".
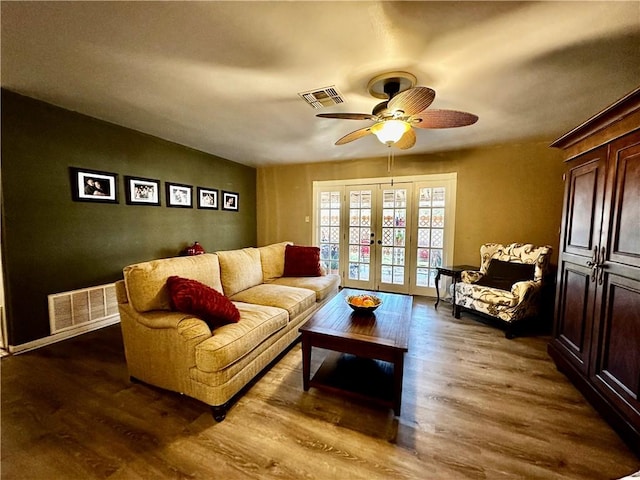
[{"left": 2, "top": 296, "right": 639, "bottom": 479}]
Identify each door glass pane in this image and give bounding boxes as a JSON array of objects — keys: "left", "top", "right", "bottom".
[
  {"left": 318, "top": 191, "right": 340, "bottom": 274},
  {"left": 418, "top": 208, "right": 431, "bottom": 227},
  {"left": 393, "top": 247, "right": 405, "bottom": 266},
  {"left": 432, "top": 208, "right": 445, "bottom": 228},
  {"left": 393, "top": 266, "right": 404, "bottom": 284},
  {"left": 360, "top": 209, "right": 371, "bottom": 226},
  {"left": 431, "top": 229, "right": 443, "bottom": 248},
  {"left": 381, "top": 265, "right": 393, "bottom": 283},
  {"left": 432, "top": 187, "right": 445, "bottom": 206},
  {"left": 417, "top": 268, "right": 429, "bottom": 287}
]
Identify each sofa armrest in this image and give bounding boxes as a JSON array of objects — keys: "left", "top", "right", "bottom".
[
  {"left": 118, "top": 303, "right": 211, "bottom": 392},
  {"left": 461, "top": 270, "right": 483, "bottom": 283},
  {"left": 119, "top": 303, "right": 211, "bottom": 339},
  {"left": 129, "top": 308, "right": 195, "bottom": 330}
]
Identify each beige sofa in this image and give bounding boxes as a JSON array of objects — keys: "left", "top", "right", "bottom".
[{"left": 115, "top": 242, "right": 340, "bottom": 420}]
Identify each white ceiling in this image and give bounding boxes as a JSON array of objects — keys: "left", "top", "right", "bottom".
[{"left": 2, "top": 1, "right": 639, "bottom": 167}]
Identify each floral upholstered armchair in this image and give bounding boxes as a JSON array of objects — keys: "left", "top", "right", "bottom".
[{"left": 453, "top": 243, "right": 552, "bottom": 338}]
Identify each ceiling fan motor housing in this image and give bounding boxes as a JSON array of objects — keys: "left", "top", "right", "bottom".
[{"left": 372, "top": 80, "right": 403, "bottom": 116}]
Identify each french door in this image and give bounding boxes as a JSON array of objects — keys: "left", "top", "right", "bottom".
[
  {"left": 344, "top": 183, "right": 411, "bottom": 293},
  {"left": 315, "top": 174, "right": 456, "bottom": 296}
]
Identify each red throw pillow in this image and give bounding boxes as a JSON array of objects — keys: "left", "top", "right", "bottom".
[
  {"left": 282, "top": 245, "right": 322, "bottom": 277},
  {"left": 166, "top": 276, "right": 240, "bottom": 330}
]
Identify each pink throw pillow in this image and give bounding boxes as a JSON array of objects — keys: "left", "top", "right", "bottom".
[
  {"left": 166, "top": 276, "right": 240, "bottom": 330},
  {"left": 282, "top": 245, "right": 322, "bottom": 277}
]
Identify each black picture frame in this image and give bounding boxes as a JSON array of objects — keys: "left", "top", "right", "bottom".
[
  {"left": 197, "top": 187, "right": 219, "bottom": 210},
  {"left": 166, "top": 182, "right": 193, "bottom": 208},
  {"left": 124, "top": 176, "right": 161, "bottom": 206},
  {"left": 70, "top": 167, "right": 118, "bottom": 203},
  {"left": 221, "top": 191, "right": 239, "bottom": 211}
]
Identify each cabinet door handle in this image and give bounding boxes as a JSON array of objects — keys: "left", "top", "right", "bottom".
[
  {"left": 588, "top": 246, "right": 598, "bottom": 282},
  {"left": 597, "top": 246, "right": 606, "bottom": 285}
]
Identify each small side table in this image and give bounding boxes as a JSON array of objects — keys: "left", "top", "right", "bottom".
[{"left": 434, "top": 265, "right": 479, "bottom": 315}]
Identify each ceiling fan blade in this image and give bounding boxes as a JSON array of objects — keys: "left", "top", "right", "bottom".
[
  {"left": 316, "top": 113, "right": 378, "bottom": 121},
  {"left": 394, "top": 128, "right": 416, "bottom": 150},
  {"left": 335, "top": 127, "right": 373, "bottom": 145},
  {"left": 387, "top": 87, "right": 436, "bottom": 116},
  {"left": 410, "top": 109, "right": 479, "bottom": 128}
]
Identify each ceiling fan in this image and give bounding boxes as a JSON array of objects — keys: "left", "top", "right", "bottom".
[{"left": 317, "top": 72, "right": 478, "bottom": 150}]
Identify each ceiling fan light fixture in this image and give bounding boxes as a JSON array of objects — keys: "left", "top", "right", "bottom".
[{"left": 371, "top": 120, "right": 410, "bottom": 145}]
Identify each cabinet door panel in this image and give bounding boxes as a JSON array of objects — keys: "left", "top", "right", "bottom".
[
  {"left": 553, "top": 260, "right": 595, "bottom": 374},
  {"left": 563, "top": 148, "right": 607, "bottom": 258},
  {"left": 592, "top": 273, "right": 640, "bottom": 422},
  {"left": 607, "top": 131, "right": 640, "bottom": 267}
]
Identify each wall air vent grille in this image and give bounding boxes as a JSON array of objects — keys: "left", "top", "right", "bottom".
[
  {"left": 48, "top": 283, "right": 119, "bottom": 335},
  {"left": 298, "top": 86, "right": 345, "bottom": 109}
]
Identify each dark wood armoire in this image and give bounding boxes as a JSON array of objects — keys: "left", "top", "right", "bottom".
[{"left": 548, "top": 87, "right": 640, "bottom": 456}]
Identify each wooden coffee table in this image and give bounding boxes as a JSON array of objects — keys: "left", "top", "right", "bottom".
[{"left": 299, "top": 288, "right": 412, "bottom": 416}]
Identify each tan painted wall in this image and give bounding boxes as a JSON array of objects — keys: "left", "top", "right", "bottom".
[{"left": 257, "top": 140, "right": 565, "bottom": 266}]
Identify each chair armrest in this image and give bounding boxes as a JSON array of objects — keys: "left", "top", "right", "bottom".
[
  {"left": 461, "top": 270, "right": 483, "bottom": 283},
  {"left": 511, "top": 280, "right": 542, "bottom": 305}
]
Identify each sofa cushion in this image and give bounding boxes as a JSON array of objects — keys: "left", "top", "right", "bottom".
[
  {"left": 216, "top": 247, "right": 263, "bottom": 297},
  {"left": 230, "top": 284, "right": 316, "bottom": 319},
  {"left": 167, "top": 276, "right": 240, "bottom": 330},
  {"left": 258, "top": 241, "right": 292, "bottom": 282},
  {"left": 269, "top": 274, "right": 340, "bottom": 301},
  {"left": 195, "top": 302, "right": 288, "bottom": 372},
  {"left": 123, "top": 254, "right": 223, "bottom": 313},
  {"left": 283, "top": 245, "right": 322, "bottom": 277},
  {"left": 476, "top": 259, "right": 535, "bottom": 291}
]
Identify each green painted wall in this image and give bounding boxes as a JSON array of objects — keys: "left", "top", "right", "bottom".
[{"left": 1, "top": 90, "right": 256, "bottom": 346}]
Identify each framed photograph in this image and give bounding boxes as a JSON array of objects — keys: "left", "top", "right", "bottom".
[
  {"left": 166, "top": 182, "right": 193, "bottom": 208},
  {"left": 70, "top": 167, "right": 118, "bottom": 203},
  {"left": 222, "top": 191, "right": 239, "bottom": 211},
  {"left": 197, "top": 187, "right": 219, "bottom": 210},
  {"left": 124, "top": 176, "right": 161, "bottom": 206}
]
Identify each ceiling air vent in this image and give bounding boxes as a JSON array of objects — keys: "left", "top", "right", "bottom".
[{"left": 298, "top": 86, "right": 345, "bottom": 109}]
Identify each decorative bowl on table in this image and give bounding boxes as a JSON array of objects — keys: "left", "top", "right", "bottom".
[{"left": 346, "top": 294, "right": 383, "bottom": 312}]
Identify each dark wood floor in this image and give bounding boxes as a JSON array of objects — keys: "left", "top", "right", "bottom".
[{"left": 2, "top": 297, "right": 639, "bottom": 479}]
